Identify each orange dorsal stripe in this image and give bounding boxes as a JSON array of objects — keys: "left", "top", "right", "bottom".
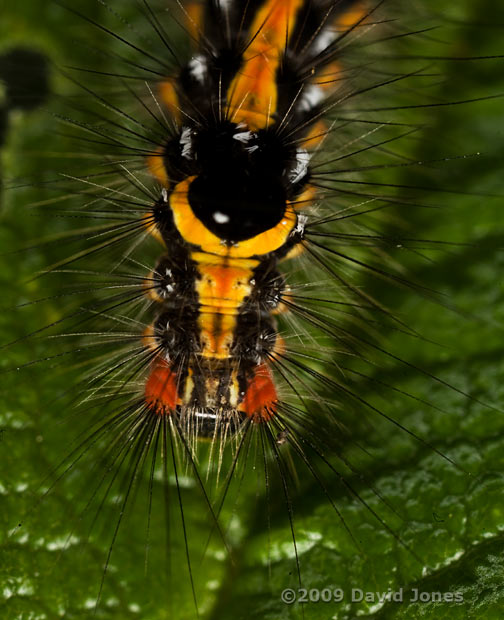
[{"left": 227, "top": 0, "right": 303, "bottom": 129}]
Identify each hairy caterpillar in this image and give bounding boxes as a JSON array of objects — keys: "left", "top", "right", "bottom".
[{"left": 1, "top": 1, "right": 504, "bottom": 619}]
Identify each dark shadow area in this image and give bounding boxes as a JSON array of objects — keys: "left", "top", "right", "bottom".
[{"left": 0, "top": 47, "right": 50, "bottom": 207}]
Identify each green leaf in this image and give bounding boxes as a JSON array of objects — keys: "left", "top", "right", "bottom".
[{"left": 1, "top": 2, "right": 504, "bottom": 619}]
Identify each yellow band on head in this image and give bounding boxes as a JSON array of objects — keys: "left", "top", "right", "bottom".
[{"left": 169, "top": 177, "right": 298, "bottom": 257}]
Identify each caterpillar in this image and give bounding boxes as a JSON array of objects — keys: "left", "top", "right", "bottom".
[{"left": 2, "top": 1, "right": 504, "bottom": 619}]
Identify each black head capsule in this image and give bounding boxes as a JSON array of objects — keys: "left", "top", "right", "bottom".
[
  {"left": 188, "top": 170, "right": 287, "bottom": 242},
  {"left": 180, "top": 121, "right": 300, "bottom": 243},
  {"left": 157, "top": 118, "right": 312, "bottom": 245}
]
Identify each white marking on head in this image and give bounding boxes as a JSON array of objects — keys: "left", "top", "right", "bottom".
[
  {"left": 217, "top": 0, "right": 233, "bottom": 12},
  {"left": 312, "top": 29, "right": 337, "bottom": 55},
  {"left": 289, "top": 149, "right": 311, "bottom": 184},
  {"left": 213, "top": 211, "right": 230, "bottom": 224},
  {"left": 299, "top": 85, "right": 325, "bottom": 113},
  {"left": 293, "top": 214, "right": 308, "bottom": 236},
  {"left": 188, "top": 54, "right": 208, "bottom": 84},
  {"left": 233, "top": 130, "right": 254, "bottom": 143},
  {"left": 180, "top": 126, "right": 193, "bottom": 160}
]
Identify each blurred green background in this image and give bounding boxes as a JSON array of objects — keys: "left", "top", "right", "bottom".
[{"left": 1, "top": 1, "right": 504, "bottom": 619}]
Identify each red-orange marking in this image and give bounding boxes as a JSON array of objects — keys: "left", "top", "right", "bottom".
[
  {"left": 145, "top": 360, "right": 178, "bottom": 415},
  {"left": 240, "top": 364, "right": 278, "bottom": 421}
]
